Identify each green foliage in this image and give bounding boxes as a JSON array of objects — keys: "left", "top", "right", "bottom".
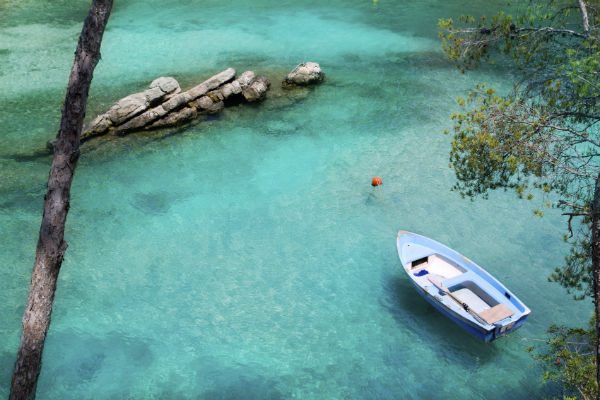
[
  {"left": 439, "top": 3, "right": 599, "bottom": 397},
  {"left": 550, "top": 223, "right": 593, "bottom": 300},
  {"left": 439, "top": 0, "right": 600, "bottom": 297},
  {"left": 531, "top": 317, "right": 597, "bottom": 399},
  {"left": 448, "top": 84, "right": 546, "bottom": 199}
]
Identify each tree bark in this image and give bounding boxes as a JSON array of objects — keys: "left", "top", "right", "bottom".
[
  {"left": 9, "top": 1, "right": 113, "bottom": 399},
  {"left": 577, "top": 0, "right": 590, "bottom": 33},
  {"left": 592, "top": 171, "right": 600, "bottom": 400}
]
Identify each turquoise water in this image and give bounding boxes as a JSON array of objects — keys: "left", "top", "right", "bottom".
[{"left": 0, "top": 1, "right": 592, "bottom": 398}]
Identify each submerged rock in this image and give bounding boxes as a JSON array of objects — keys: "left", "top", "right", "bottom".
[{"left": 283, "top": 62, "right": 324, "bottom": 87}]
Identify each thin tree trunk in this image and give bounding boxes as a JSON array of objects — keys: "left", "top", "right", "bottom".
[
  {"left": 577, "top": 0, "right": 590, "bottom": 33},
  {"left": 592, "top": 171, "right": 600, "bottom": 400},
  {"left": 9, "top": 1, "right": 113, "bottom": 399}
]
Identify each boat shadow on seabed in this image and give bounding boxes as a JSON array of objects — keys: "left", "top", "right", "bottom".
[{"left": 380, "top": 274, "right": 503, "bottom": 366}]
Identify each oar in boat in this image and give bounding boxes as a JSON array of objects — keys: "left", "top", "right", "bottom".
[{"left": 427, "top": 276, "right": 489, "bottom": 326}]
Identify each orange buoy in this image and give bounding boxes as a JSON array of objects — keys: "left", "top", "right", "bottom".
[{"left": 371, "top": 176, "right": 382, "bottom": 187}]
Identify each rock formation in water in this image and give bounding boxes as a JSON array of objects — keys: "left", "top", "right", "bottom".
[
  {"left": 81, "top": 68, "right": 269, "bottom": 141},
  {"left": 282, "top": 62, "right": 324, "bottom": 87},
  {"left": 76, "top": 62, "right": 323, "bottom": 144}
]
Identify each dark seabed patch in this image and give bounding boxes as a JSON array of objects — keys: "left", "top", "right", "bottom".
[
  {"left": 132, "top": 191, "right": 173, "bottom": 215},
  {"left": 41, "top": 331, "right": 154, "bottom": 389},
  {"left": 201, "top": 372, "right": 285, "bottom": 400}
]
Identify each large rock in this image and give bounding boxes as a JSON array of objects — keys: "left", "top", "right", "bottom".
[
  {"left": 283, "top": 62, "right": 324, "bottom": 87},
  {"left": 242, "top": 76, "right": 270, "bottom": 102},
  {"left": 237, "top": 71, "right": 256, "bottom": 87},
  {"left": 149, "top": 107, "right": 197, "bottom": 129},
  {"left": 185, "top": 68, "right": 236, "bottom": 99},
  {"left": 76, "top": 63, "right": 315, "bottom": 143},
  {"left": 220, "top": 81, "right": 242, "bottom": 98},
  {"left": 110, "top": 78, "right": 179, "bottom": 125},
  {"left": 194, "top": 95, "right": 225, "bottom": 114},
  {"left": 192, "top": 76, "right": 248, "bottom": 113},
  {"left": 116, "top": 68, "right": 235, "bottom": 134},
  {"left": 82, "top": 76, "right": 180, "bottom": 140},
  {"left": 150, "top": 76, "right": 180, "bottom": 94},
  {"left": 109, "top": 77, "right": 181, "bottom": 125},
  {"left": 84, "top": 114, "right": 112, "bottom": 138},
  {"left": 232, "top": 70, "right": 270, "bottom": 102}
]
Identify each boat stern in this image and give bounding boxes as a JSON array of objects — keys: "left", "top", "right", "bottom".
[{"left": 492, "top": 314, "right": 529, "bottom": 340}]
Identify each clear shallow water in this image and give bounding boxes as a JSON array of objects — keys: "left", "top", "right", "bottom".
[{"left": 0, "top": 1, "right": 591, "bottom": 398}]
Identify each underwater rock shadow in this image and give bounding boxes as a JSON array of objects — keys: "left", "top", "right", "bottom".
[
  {"left": 40, "top": 330, "right": 155, "bottom": 391},
  {"left": 132, "top": 192, "right": 171, "bottom": 214},
  {"left": 337, "top": 50, "right": 455, "bottom": 72},
  {"left": 200, "top": 373, "right": 285, "bottom": 400},
  {"left": 495, "top": 379, "right": 561, "bottom": 400},
  {"left": 153, "top": 361, "right": 286, "bottom": 400},
  {"left": 382, "top": 50, "right": 455, "bottom": 70},
  {"left": 131, "top": 189, "right": 193, "bottom": 215},
  {"left": 380, "top": 274, "right": 502, "bottom": 366}
]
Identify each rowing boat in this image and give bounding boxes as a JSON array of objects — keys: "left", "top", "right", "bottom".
[{"left": 396, "top": 231, "right": 531, "bottom": 342}]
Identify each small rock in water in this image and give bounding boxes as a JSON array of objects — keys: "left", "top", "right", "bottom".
[{"left": 283, "top": 62, "right": 324, "bottom": 87}]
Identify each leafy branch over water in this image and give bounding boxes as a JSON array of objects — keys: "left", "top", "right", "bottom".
[
  {"left": 439, "top": 0, "right": 599, "bottom": 397},
  {"left": 529, "top": 318, "right": 598, "bottom": 400}
]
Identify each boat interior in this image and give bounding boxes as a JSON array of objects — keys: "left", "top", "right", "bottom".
[
  {"left": 409, "top": 254, "right": 514, "bottom": 325},
  {"left": 410, "top": 254, "right": 465, "bottom": 279}
]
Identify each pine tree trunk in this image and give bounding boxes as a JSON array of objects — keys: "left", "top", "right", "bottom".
[
  {"left": 592, "top": 172, "right": 600, "bottom": 400},
  {"left": 9, "top": 1, "right": 113, "bottom": 399}
]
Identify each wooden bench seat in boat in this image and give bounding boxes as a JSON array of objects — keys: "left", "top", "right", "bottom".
[
  {"left": 450, "top": 288, "right": 514, "bottom": 324},
  {"left": 479, "top": 304, "right": 514, "bottom": 324}
]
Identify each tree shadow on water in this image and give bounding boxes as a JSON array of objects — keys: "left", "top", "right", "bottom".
[
  {"left": 0, "top": 351, "right": 15, "bottom": 396},
  {"left": 0, "top": 188, "right": 45, "bottom": 214},
  {"left": 2, "top": 147, "right": 52, "bottom": 163},
  {"left": 380, "top": 274, "right": 502, "bottom": 367}
]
